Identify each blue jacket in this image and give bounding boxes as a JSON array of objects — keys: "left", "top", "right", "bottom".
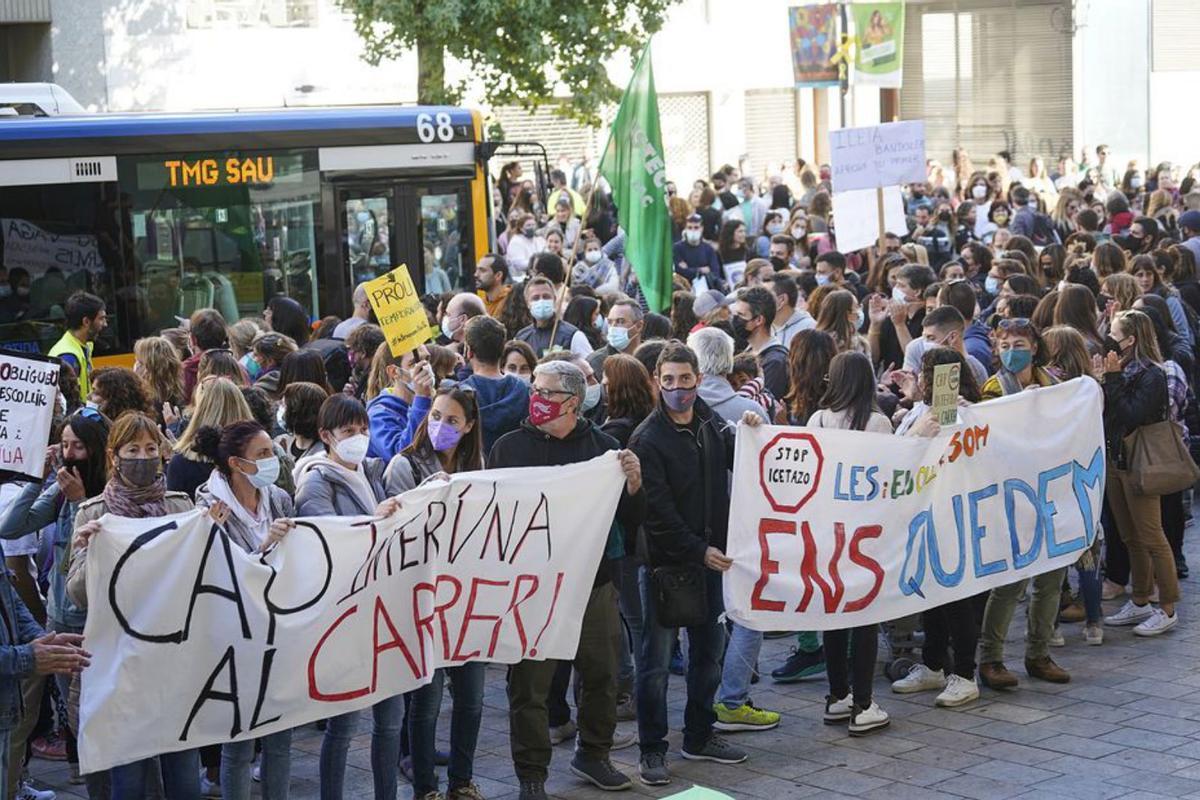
[
  {"left": 0, "top": 481, "right": 86, "bottom": 629},
  {"left": 0, "top": 564, "right": 43, "bottom": 731},
  {"left": 366, "top": 391, "right": 432, "bottom": 462},
  {"left": 672, "top": 240, "right": 724, "bottom": 286},
  {"left": 964, "top": 320, "right": 995, "bottom": 375},
  {"left": 459, "top": 373, "right": 530, "bottom": 456}
]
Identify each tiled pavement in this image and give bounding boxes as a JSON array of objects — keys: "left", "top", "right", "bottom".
[{"left": 31, "top": 545, "right": 1200, "bottom": 799}]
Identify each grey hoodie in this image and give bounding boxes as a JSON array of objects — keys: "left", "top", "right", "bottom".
[
  {"left": 194, "top": 479, "right": 296, "bottom": 554},
  {"left": 294, "top": 457, "right": 388, "bottom": 517},
  {"left": 696, "top": 374, "right": 767, "bottom": 428}
]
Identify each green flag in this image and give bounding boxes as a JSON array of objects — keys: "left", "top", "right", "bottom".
[{"left": 598, "top": 42, "right": 673, "bottom": 313}]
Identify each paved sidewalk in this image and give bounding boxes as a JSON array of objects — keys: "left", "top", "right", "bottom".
[{"left": 29, "top": 553, "right": 1200, "bottom": 799}]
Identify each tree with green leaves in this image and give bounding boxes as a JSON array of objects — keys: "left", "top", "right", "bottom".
[{"left": 336, "top": 0, "right": 679, "bottom": 125}]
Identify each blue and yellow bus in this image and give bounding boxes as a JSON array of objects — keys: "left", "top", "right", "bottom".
[{"left": 0, "top": 105, "right": 537, "bottom": 367}]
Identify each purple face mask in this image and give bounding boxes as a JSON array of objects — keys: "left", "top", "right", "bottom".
[
  {"left": 428, "top": 419, "right": 464, "bottom": 452},
  {"left": 661, "top": 386, "right": 697, "bottom": 413}
]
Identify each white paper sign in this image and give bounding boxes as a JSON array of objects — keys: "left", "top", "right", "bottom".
[
  {"left": 0, "top": 352, "right": 59, "bottom": 479},
  {"left": 79, "top": 453, "right": 625, "bottom": 772},
  {"left": 830, "top": 121, "right": 927, "bottom": 192},
  {"left": 724, "top": 378, "right": 1106, "bottom": 631},
  {"left": 831, "top": 185, "right": 907, "bottom": 253},
  {"left": 2, "top": 218, "right": 104, "bottom": 276}
]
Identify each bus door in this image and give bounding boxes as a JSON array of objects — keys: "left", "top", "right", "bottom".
[
  {"left": 395, "top": 181, "right": 474, "bottom": 295},
  {"left": 332, "top": 185, "right": 397, "bottom": 290}
]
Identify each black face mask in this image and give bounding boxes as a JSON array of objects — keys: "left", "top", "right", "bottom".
[
  {"left": 730, "top": 315, "right": 750, "bottom": 345},
  {"left": 769, "top": 256, "right": 788, "bottom": 272},
  {"left": 1103, "top": 335, "right": 1125, "bottom": 357}
]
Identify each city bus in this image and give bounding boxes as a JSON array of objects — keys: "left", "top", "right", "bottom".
[{"left": 0, "top": 104, "right": 543, "bottom": 366}]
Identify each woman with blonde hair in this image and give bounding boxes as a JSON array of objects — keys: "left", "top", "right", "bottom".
[
  {"left": 133, "top": 336, "right": 184, "bottom": 420},
  {"left": 1051, "top": 188, "right": 1083, "bottom": 242},
  {"left": 168, "top": 378, "right": 254, "bottom": 499},
  {"left": 1102, "top": 273, "right": 1142, "bottom": 316},
  {"left": 815, "top": 289, "right": 868, "bottom": 355},
  {"left": 1100, "top": 309, "right": 1180, "bottom": 636},
  {"left": 952, "top": 148, "right": 975, "bottom": 200},
  {"left": 1042, "top": 325, "right": 1093, "bottom": 381},
  {"left": 228, "top": 318, "right": 261, "bottom": 361}
]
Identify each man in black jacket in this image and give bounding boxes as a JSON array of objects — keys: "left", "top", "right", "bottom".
[
  {"left": 489, "top": 360, "right": 645, "bottom": 800},
  {"left": 628, "top": 341, "right": 748, "bottom": 786}
]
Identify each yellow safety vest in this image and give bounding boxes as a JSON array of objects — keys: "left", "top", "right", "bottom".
[{"left": 48, "top": 331, "right": 94, "bottom": 398}]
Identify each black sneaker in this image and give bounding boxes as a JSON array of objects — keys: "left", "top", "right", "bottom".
[
  {"left": 570, "top": 754, "right": 633, "bottom": 791},
  {"left": 518, "top": 779, "right": 548, "bottom": 800},
  {"left": 638, "top": 752, "right": 670, "bottom": 786},
  {"left": 771, "top": 646, "right": 826, "bottom": 683},
  {"left": 681, "top": 734, "right": 748, "bottom": 764}
]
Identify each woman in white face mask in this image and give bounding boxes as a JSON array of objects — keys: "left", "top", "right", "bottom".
[
  {"left": 193, "top": 421, "right": 297, "bottom": 800},
  {"left": 294, "top": 393, "right": 402, "bottom": 800}
]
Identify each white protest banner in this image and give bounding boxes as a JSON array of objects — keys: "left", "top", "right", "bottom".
[
  {"left": 830, "top": 120, "right": 926, "bottom": 193},
  {"left": 830, "top": 184, "right": 907, "bottom": 253},
  {"left": 724, "top": 378, "right": 1106, "bottom": 631},
  {"left": 2, "top": 218, "right": 104, "bottom": 276},
  {"left": 79, "top": 452, "right": 625, "bottom": 773},
  {"left": 0, "top": 351, "right": 59, "bottom": 480}
]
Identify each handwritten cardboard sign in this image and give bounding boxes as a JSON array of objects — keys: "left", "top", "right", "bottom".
[
  {"left": 830, "top": 120, "right": 926, "bottom": 192},
  {"left": 364, "top": 265, "right": 430, "bottom": 356},
  {"left": 0, "top": 350, "right": 59, "bottom": 480}
]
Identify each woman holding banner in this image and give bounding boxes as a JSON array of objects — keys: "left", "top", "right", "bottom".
[
  {"left": 192, "top": 421, "right": 297, "bottom": 800},
  {"left": 67, "top": 411, "right": 198, "bottom": 799},
  {"left": 0, "top": 407, "right": 110, "bottom": 795},
  {"left": 891, "top": 348, "right": 986, "bottom": 706},
  {"left": 383, "top": 385, "right": 486, "bottom": 800},
  {"left": 808, "top": 351, "right": 893, "bottom": 735},
  {"left": 294, "top": 394, "right": 400, "bottom": 800}
]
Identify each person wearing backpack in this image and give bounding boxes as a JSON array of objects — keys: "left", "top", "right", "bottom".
[{"left": 1011, "top": 187, "right": 1059, "bottom": 247}]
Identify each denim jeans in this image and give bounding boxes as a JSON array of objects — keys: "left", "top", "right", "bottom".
[
  {"left": 110, "top": 749, "right": 201, "bottom": 800},
  {"left": 717, "top": 623, "right": 762, "bottom": 708},
  {"left": 408, "top": 663, "right": 486, "bottom": 796},
  {"left": 614, "top": 555, "right": 644, "bottom": 690},
  {"left": 636, "top": 566, "right": 726, "bottom": 756},
  {"left": 319, "top": 693, "right": 404, "bottom": 800},
  {"left": 0, "top": 729, "right": 8, "bottom": 800},
  {"left": 1076, "top": 559, "right": 1102, "bottom": 624},
  {"left": 221, "top": 729, "right": 292, "bottom": 800}
]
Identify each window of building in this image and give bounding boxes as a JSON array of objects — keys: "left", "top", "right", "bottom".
[{"left": 900, "top": 0, "right": 1073, "bottom": 171}]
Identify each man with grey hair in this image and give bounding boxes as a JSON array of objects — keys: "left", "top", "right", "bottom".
[
  {"left": 687, "top": 327, "right": 766, "bottom": 428},
  {"left": 332, "top": 282, "right": 372, "bottom": 339},
  {"left": 587, "top": 298, "right": 645, "bottom": 375},
  {"left": 489, "top": 359, "right": 646, "bottom": 800}
]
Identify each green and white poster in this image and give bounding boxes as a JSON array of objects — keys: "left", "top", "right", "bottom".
[{"left": 851, "top": 1, "right": 905, "bottom": 88}]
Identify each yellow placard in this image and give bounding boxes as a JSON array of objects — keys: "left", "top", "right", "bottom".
[
  {"left": 931, "top": 361, "right": 961, "bottom": 426},
  {"left": 364, "top": 265, "right": 430, "bottom": 357}
]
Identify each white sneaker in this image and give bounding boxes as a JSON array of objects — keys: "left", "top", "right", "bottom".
[
  {"left": 611, "top": 727, "right": 637, "bottom": 750},
  {"left": 849, "top": 702, "right": 890, "bottom": 735},
  {"left": 1133, "top": 608, "right": 1178, "bottom": 637},
  {"left": 199, "top": 770, "right": 220, "bottom": 799},
  {"left": 549, "top": 719, "right": 577, "bottom": 745},
  {"left": 823, "top": 694, "right": 853, "bottom": 723},
  {"left": 891, "top": 664, "right": 945, "bottom": 694},
  {"left": 935, "top": 674, "right": 980, "bottom": 708},
  {"left": 1084, "top": 623, "right": 1104, "bottom": 645},
  {"left": 1105, "top": 599, "right": 1154, "bottom": 626},
  {"left": 1101, "top": 580, "right": 1127, "bottom": 600},
  {"left": 16, "top": 782, "right": 55, "bottom": 800},
  {"left": 1049, "top": 627, "right": 1065, "bottom": 647}
]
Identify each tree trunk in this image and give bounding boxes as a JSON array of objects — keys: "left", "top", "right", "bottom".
[{"left": 416, "top": 37, "right": 446, "bottom": 105}]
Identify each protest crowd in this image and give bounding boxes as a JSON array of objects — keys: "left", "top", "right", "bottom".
[{"left": 4, "top": 145, "right": 1200, "bottom": 800}]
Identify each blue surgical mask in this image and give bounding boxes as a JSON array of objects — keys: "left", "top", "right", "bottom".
[
  {"left": 855, "top": 308, "right": 865, "bottom": 329},
  {"left": 0, "top": 285, "right": 10, "bottom": 299},
  {"left": 985, "top": 276, "right": 1001, "bottom": 295},
  {"left": 530, "top": 299, "right": 556, "bottom": 321},
  {"left": 1000, "top": 348, "right": 1033, "bottom": 373},
  {"left": 892, "top": 286, "right": 909, "bottom": 304},
  {"left": 242, "top": 456, "right": 280, "bottom": 489},
  {"left": 582, "top": 383, "right": 602, "bottom": 413},
  {"left": 607, "top": 325, "right": 631, "bottom": 351},
  {"left": 815, "top": 273, "right": 831, "bottom": 286}
]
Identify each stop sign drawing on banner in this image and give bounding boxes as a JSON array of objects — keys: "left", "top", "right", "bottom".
[{"left": 758, "top": 432, "right": 824, "bottom": 513}]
